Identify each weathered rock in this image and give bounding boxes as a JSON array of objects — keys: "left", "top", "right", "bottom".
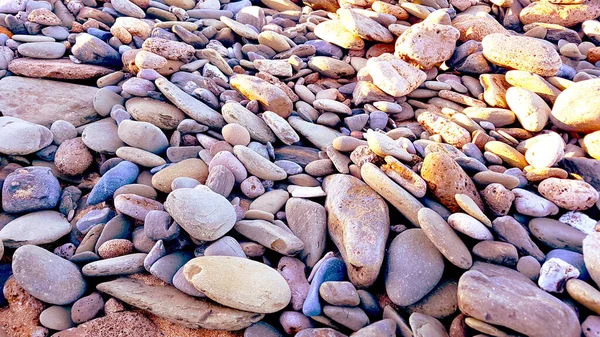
[
  {"left": 0, "top": 211, "right": 70, "bottom": 248},
  {"left": 323, "top": 174, "right": 389, "bottom": 288},
  {"left": 551, "top": 78, "right": 600, "bottom": 132},
  {"left": 0, "top": 77, "right": 99, "bottom": 127}
]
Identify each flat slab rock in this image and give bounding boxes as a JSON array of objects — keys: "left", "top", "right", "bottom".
[
  {"left": 8, "top": 58, "right": 113, "bottom": 80},
  {"left": 96, "top": 277, "right": 263, "bottom": 330},
  {"left": 0, "top": 76, "right": 99, "bottom": 128}
]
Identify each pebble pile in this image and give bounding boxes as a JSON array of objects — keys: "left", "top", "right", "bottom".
[{"left": 0, "top": 0, "right": 600, "bottom": 335}]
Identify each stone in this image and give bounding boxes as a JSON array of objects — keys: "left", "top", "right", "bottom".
[
  {"left": 17, "top": 42, "right": 65, "bottom": 59},
  {"left": 338, "top": 9, "right": 393, "bottom": 43},
  {"left": 164, "top": 186, "right": 236, "bottom": 241},
  {"left": 303, "top": 257, "right": 347, "bottom": 317},
  {"left": 584, "top": 233, "right": 600, "bottom": 287},
  {"left": 234, "top": 145, "right": 287, "bottom": 181},
  {"left": 71, "top": 292, "right": 104, "bottom": 324},
  {"left": 230, "top": 74, "right": 293, "bottom": 118},
  {"left": 492, "top": 216, "right": 545, "bottom": 262},
  {"left": 323, "top": 174, "right": 389, "bottom": 288},
  {"left": 88, "top": 161, "right": 139, "bottom": 205},
  {"left": 421, "top": 152, "right": 483, "bottom": 212},
  {"left": 472, "top": 241, "right": 518, "bottom": 266},
  {"left": 505, "top": 87, "right": 550, "bottom": 132},
  {"left": 538, "top": 178, "right": 599, "bottom": 211},
  {"left": 409, "top": 313, "right": 448, "bottom": 337},
  {"left": 1, "top": 166, "right": 60, "bottom": 213},
  {"left": 551, "top": 78, "right": 600, "bottom": 132},
  {"left": 0, "top": 77, "right": 99, "bottom": 127},
  {"left": 385, "top": 229, "right": 444, "bottom": 306},
  {"left": 520, "top": 0, "right": 600, "bottom": 28},
  {"left": 184, "top": 256, "right": 291, "bottom": 313},
  {"left": 457, "top": 269, "right": 580, "bottom": 337},
  {"left": 308, "top": 56, "right": 356, "bottom": 79},
  {"left": 72, "top": 33, "right": 122, "bottom": 67},
  {"left": 82, "top": 119, "right": 125, "bottom": 154},
  {"left": 52, "top": 311, "right": 158, "bottom": 337},
  {"left": 418, "top": 208, "right": 472, "bottom": 269},
  {"left": 285, "top": 198, "right": 327, "bottom": 268},
  {"left": 0, "top": 211, "right": 70, "bottom": 248},
  {"left": 126, "top": 97, "right": 185, "bottom": 130},
  {"left": 319, "top": 281, "right": 360, "bottom": 306},
  {"left": 12, "top": 58, "right": 111, "bottom": 80},
  {"left": 323, "top": 306, "right": 369, "bottom": 331},
  {"left": 234, "top": 219, "right": 304, "bottom": 255},
  {"left": 538, "top": 258, "right": 580, "bottom": 293},
  {"left": 118, "top": 119, "right": 169, "bottom": 154},
  {"left": 314, "top": 20, "right": 365, "bottom": 50},
  {"left": 395, "top": 18, "right": 459, "bottom": 69},
  {"left": 55, "top": 138, "right": 93, "bottom": 175},
  {"left": 367, "top": 54, "right": 426, "bottom": 97},
  {"left": 12, "top": 245, "right": 86, "bottom": 305},
  {"left": 482, "top": 33, "right": 562, "bottom": 76},
  {"left": 40, "top": 305, "right": 74, "bottom": 331},
  {"left": 452, "top": 14, "right": 506, "bottom": 42},
  {"left": 447, "top": 213, "right": 493, "bottom": 240},
  {"left": 152, "top": 158, "right": 209, "bottom": 193},
  {"left": 222, "top": 102, "right": 276, "bottom": 144},
  {"left": 513, "top": 188, "right": 559, "bottom": 217}
]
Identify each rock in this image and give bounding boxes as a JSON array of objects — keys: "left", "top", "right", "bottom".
[
  {"left": 72, "top": 33, "right": 122, "bottom": 67},
  {"left": 277, "top": 257, "right": 309, "bottom": 311},
  {"left": 0, "top": 77, "right": 99, "bottom": 127},
  {"left": 505, "top": 87, "right": 550, "bottom": 132},
  {"left": 40, "top": 305, "right": 74, "bottom": 331},
  {"left": 351, "top": 319, "right": 396, "bottom": 337},
  {"left": 183, "top": 256, "right": 290, "bottom": 313},
  {"left": 584, "top": 233, "right": 600, "bottom": 287},
  {"left": 409, "top": 313, "right": 448, "bottom": 337},
  {"left": 71, "top": 292, "right": 104, "bottom": 324},
  {"left": 285, "top": 198, "right": 327, "bottom": 267},
  {"left": 566, "top": 278, "right": 600, "bottom": 315},
  {"left": 9, "top": 58, "right": 112, "bottom": 80},
  {"left": 395, "top": 18, "right": 459, "bottom": 69},
  {"left": 118, "top": 119, "right": 169, "bottom": 154},
  {"left": 222, "top": 102, "right": 276, "bottom": 144},
  {"left": 551, "top": 78, "right": 600, "bottom": 132},
  {"left": 12, "top": 245, "right": 86, "bottom": 305},
  {"left": 385, "top": 229, "right": 444, "bottom": 306},
  {"left": 126, "top": 97, "right": 185, "bottom": 130},
  {"left": 230, "top": 74, "right": 293, "bottom": 118},
  {"left": 156, "top": 77, "right": 225, "bottom": 128},
  {"left": 0, "top": 0, "right": 26, "bottom": 13},
  {"left": 418, "top": 208, "right": 472, "bottom": 269},
  {"left": 0, "top": 211, "right": 70, "bottom": 248},
  {"left": 288, "top": 117, "right": 343, "bottom": 150},
  {"left": 323, "top": 174, "right": 389, "bottom": 288},
  {"left": 538, "top": 258, "right": 580, "bottom": 293},
  {"left": 314, "top": 20, "right": 364, "bottom": 50},
  {"left": 82, "top": 253, "right": 147, "bottom": 276},
  {"left": 234, "top": 219, "right": 304, "bottom": 256},
  {"left": 525, "top": 133, "right": 565, "bottom": 169},
  {"left": 452, "top": 14, "right": 506, "bottom": 42},
  {"left": 1, "top": 166, "right": 60, "bottom": 213},
  {"left": 88, "top": 161, "right": 140, "bottom": 205},
  {"left": 323, "top": 306, "right": 369, "bottom": 331},
  {"left": 17, "top": 42, "right": 65, "bottom": 59},
  {"left": 492, "top": 216, "right": 545, "bottom": 262},
  {"left": 151, "top": 158, "right": 209, "bottom": 193},
  {"left": 482, "top": 33, "right": 562, "bottom": 76},
  {"left": 338, "top": 9, "right": 393, "bottom": 43},
  {"left": 367, "top": 54, "right": 426, "bottom": 97},
  {"left": 55, "top": 138, "right": 93, "bottom": 175},
  {"left": 538, "top": 178, "right": 599, "bottom": 211},
  {"left": 112, "top": 0, "right": 145, "bottom": 17},
  {"left": 447, "top": 213, "right": 493, "bottom": 240},
  {"left": 421, "top": 152, "right": 483, "bottom": 212},
  {"left": 512, "top": 188, "right": 559, "bottom": 217},
  {"left": 233, "top": 145, "right": 287, "bottom": 181},
  {"left": 0, "top": 117, "right": 53, "bottom": 155},
  {"left": 308, "top": 56, "right": 356, "bottom": 79},
  {"left": 52, "top": 311, "right": 158, "bottom": 337},
  {"left": 319, "top": 281, "right": 360, "bottom": 306},
  {"left": 520, "top": 0, "right": 600, "bottom": 28},
  {"left": 529, "top": 218, "right": 585, "bottom": 252},
  {"left": 303, "top": 257, "right": 347, "bottom": 317},
  {"left": 164, "top": 186, "right": 236, "bottom": 241},
  {"left": 457, "top": 269, "right": 580, "bottom": 337}
]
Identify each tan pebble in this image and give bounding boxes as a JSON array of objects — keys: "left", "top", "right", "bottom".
[
  {"left": 582, "top": 130, "right": 600, "bottom": 160},
  {"left": 481, "top": 183, "right": 514, "bottom": 216},
  {"left": 524, "top": 167, "right": 569, "bottom": 182},
  {"left": 480, "top": 74, "right": 510, "bottom": 108},
  {"left": 97, "top": 239, "right": 134, "bottom": 259},
  {"left": 366, "top": 129, "right": 411, "bottom": 161},
  {"left": 505, "top": 87, "right": 550, "bottom": 132},
  {"left": 381, "top": 156, "right": 427, "bottom": 198},
  {"left": 472, "top": 171, "right": 520, "bottom": 189},
  {"left": 484, "top": 141, "right": 528, "bottom": 169},
  {"left": 417, "top": 111, "right": 471, "bottom": 148},
  {"left": 455, "top": 193, "right": 491, "bottom": 227},
  {"left": 448, "top": 213, "right": 493, "bottom": 240}
]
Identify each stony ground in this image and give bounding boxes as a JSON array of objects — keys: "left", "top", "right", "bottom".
[{"left": 0, "top": 0, "right": 600, "bottom": 336}]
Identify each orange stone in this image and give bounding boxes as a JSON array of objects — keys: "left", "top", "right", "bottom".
[
  {"left": 0, "top": 27, "right": 12, "bottom": 38},
  {"left": 588, "top": 47, "right": 600, "bottom": 64}
]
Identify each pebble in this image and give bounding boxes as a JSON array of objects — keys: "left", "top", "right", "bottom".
[
  {"left": 164, "top": 186, "right": 236, "bottom": 241},
  {"left": 40, "top": 306, "right": 74, "bottom": 331},
  {"left": 17, "top": 41, "right": 65, "bottom": 59},
  {"left": 0, "top": 116, "right": 53, "bottom": 155},
  {"left": 2, "top": 166, "right": 60, "bottom": 213},
  {"left": 184, "top": 256, "right": 291, "bottom": 313},
  {"left": 419, "top": 208, "right": 473, "bottom": 269},
  {"left": 551, "top": 79, "right": 600, "bottom": 132},
  {"left": 538, "top": 178, "right": 599, "bottom": 211},
  {"left": 0, "top": 211, "right": 70, "bottom": 248},
  {"left": 12, "top": 245, "right": 87, "bottom": 305}
]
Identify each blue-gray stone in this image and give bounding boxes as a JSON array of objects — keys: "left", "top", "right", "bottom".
[
  {"left": 1, "top": 166, "right": 61, "bottom": 213},
  {"left": 87, "top": 28, "right": 111, "bottom": 41},
  {"left": 302, "top": 257, "right": 346, "bottom": 317},
  {"left": 76, "top": 208, "right": 116, "bottom": 234},
  {"left": 149, "top": 251, "right": 194, "bottom": 284},
  {"left": 72, "top": 33, "right": 121, "bottom": 67},
  {"left": 556, "top": 64, "right": 576, "bottom": 80},
  {"left": 87, "top": 161, "right": 139, "bottom": 205}
]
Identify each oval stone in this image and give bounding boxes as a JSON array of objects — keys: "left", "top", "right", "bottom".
[
  {"left": 164, "top": 186, "right": 236, "bottom": 241},
  {"left": 183, "top": 256, "right": 291, "bottom": 313},
  {"left": 12, "top": 245, "right": 87, "bottom": 305},
  {"left": 0, "top": 211, "right": 70, "bottom": 248},
  {"left": 551, "top": 78, "right": 600, "bottom": 132}
]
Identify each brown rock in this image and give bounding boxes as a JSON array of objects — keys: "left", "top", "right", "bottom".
[
  {"left": 8, "top": 58, "right": 113, "bottom": 80},
  {"left": 0, "top": 277, "right": 46, "bottom": 337},
  {"left": 420, "top": 152, "right": 483, "bottom": 212},
  {"left": 54, "top": 138, "right": 93, "bottom": 176},
  {"left": 53, "top": 311, "right": 158, "bottom": 337},
  {"left": 520, "top": 0, "right": 600, "bottom": 27},
  {"left": 151, "top": 158, "right": 209, "bottom": 193}
]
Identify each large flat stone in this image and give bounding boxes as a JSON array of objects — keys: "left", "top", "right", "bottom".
[
  {"left": 96, "top": 277, "right": 263, "bottom": 330},
  {"left": 8, "top": 58, "right": 113, "bottom": 80},
  {"left": 0, "top": 76, "right": 99, "bottom": 127}
]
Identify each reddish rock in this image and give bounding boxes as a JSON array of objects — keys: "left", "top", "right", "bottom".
[{"left": 0, "top": 277, "right": 46, "bottom": 337}]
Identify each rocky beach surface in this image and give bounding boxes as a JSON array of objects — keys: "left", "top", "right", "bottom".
[{"left": 0, "top": 0, "right": 600, "bottom": 336}]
